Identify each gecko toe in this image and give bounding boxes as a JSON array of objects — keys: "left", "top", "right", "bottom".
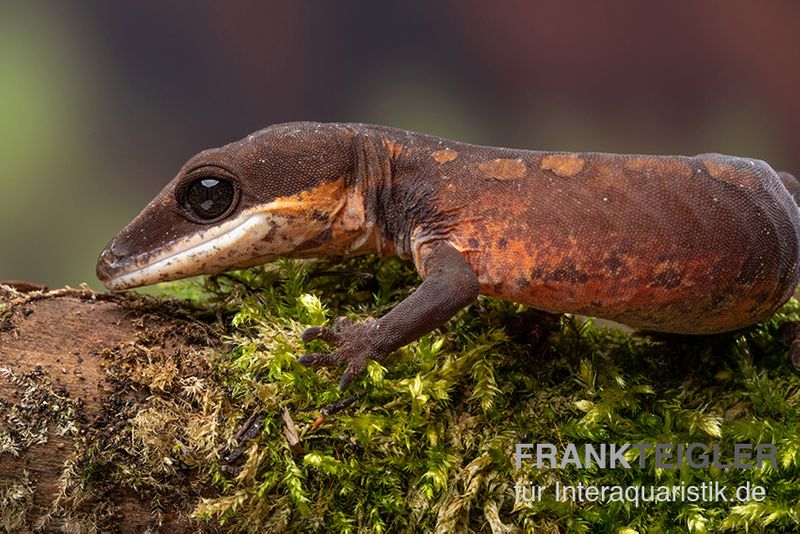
[
  {"left": 302, "top": 317, "right": 356, "bottom": 345},
  {"left": 298, "top": 353, "right": 318, "bottom": 367},
  {"left": 301, "top": 326, "right": 341, "bottom": 345},
  {"left": 298, "top": 351, "right": 347, "bottom": 368},
  {"left": 338, "top": 368, "right": 356, "bottom": 390},
  {"left": 301, "top": 327, "right": 324, "bottom": 342},
  {"left": 338, "top": 358, "right": 367, "bottom": 390}
]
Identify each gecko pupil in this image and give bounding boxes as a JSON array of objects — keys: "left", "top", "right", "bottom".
[{"left": 185, "top": 178, "right": 234, "bottom": 219}]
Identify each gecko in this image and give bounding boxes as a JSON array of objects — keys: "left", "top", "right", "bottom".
[{"left": 96, "top": 122, "right": 800, "bottom": 389}]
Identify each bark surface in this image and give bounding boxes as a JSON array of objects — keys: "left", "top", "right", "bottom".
[{"left": 0, "top": 284, "right": 221, "bottom": 533}]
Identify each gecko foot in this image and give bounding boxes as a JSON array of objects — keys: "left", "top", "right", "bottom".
[
  {"left": 777, "top": 321, "right": 800, "bottom": 369},
  {"left": 299, "top": 317, "right": 386, "bottom": 390}
]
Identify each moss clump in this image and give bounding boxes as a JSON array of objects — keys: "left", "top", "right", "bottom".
[
  {"left": 0, "top": 469, "right": 35, "bottom": 532},
  {"left": 0, "top": 366, "right": 80, "bottom": 458},
  {"left": 138, "top": 256, "right": 799, "bottom": 533},
  {"left": 33, "top": 257, "right": 799, "bottom": 532}
]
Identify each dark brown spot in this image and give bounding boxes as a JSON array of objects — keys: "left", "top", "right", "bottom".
[
  {"left": 736, "top": 254, "right": 766, "bottom": 285},
  {"left": 710, "top": 260, "right": 727, "bottom": 279},
  {"left": 497, "top": 238, "right": 508, "bottom": 249},
  {"left": 262, "top": 225, "right": 278, "bottom": 242},
  {"left": 544, "top": 263, "right": 589, "bottom": 283},
  {"left": 649, "top": 268, "right": 682, "bottom": 289},
  {"left": 311, "top": 210, "right": 328, "bottom": 222},
  {"left": 516, "top": 277, "right": 530, "bottom": 289},
  {"left": 469, "top": 238, "right": 480, "bottom": 248},
  {"left": 296, "top": 227, "right": 332, "bottom": 251},
  {"left": 603, "top": 255, "right": 623, "bottom": 274},
  {"left": 704, "top": 294, "right": 727, "bottom": 313}
]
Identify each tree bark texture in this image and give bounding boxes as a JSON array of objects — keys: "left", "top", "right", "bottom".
[{"left": 0, "top": 284, "right": 223, "bottom": 533}]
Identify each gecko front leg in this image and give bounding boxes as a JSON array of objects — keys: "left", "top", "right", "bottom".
[{"left": 298, "top": 242, "right": 480, "bottom": 389}]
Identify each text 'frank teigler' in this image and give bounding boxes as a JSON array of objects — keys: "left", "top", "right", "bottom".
[{"left": 514, "top": 442, "right": 776, "bottom": 470}]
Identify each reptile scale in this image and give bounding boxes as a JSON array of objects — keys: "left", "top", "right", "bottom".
[{"left": 96, "top": 122, "right": 800, "bottom": 389}]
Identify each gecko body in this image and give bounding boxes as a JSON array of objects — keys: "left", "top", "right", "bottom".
[{"left": 97, "top": 123, "right": 800, "bottom": 388}]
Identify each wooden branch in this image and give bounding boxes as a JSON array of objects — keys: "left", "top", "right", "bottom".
[{"left": 0, "top": 284, "right": 223, "bottom": 532}]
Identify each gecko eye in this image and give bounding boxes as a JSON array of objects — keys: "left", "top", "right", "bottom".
[{"left": 183, "top": 177, "right": 236, "bottom": 221}]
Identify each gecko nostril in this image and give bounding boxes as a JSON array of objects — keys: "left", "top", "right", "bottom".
[
  {"left": 96, "top": 239, "right": 131, "bottom": 282},
  {"left": 108, "top": 240, "right": 131, "bottom": 262}
]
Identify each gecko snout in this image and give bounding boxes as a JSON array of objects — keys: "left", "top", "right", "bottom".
[{"left": 96, "top": 238, "right": 131, "bottom": 285}]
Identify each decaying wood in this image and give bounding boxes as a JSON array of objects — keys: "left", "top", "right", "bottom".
[{"left": 0, "top": 284, "right": 224, "bottom": 532}]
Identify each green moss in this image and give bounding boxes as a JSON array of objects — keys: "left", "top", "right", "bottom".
[{"left": 117, "top": 258, "right": 800, "bottom": 531}]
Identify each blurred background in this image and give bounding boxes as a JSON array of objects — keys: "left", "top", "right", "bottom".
[{"left": 2, "top": 1, "right": 799, "bottom": 289}]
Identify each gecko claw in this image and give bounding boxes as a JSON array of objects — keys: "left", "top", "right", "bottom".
[
  {"left": 301, "top": 327, "right": 323, "bottom": 342},
  {"left": 339, "top": 367, "right": 356, "bottom": 390},
  {"left": 298, "top": 354, "right": 318, "bottom": 367},
  {"left": 301, "top": 325, "right": 341, "bottom": 344},
  {"left": 339, "top": 357, "right": 367, "bottom": 390}
]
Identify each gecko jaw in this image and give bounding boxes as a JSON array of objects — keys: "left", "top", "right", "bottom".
[{"left": 98, "top": 211, "right": 274, "bottom": 290}]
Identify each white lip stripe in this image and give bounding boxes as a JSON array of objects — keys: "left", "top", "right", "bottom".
[{"left": 106, "top": 213, "right": 268, "bottom": 289}]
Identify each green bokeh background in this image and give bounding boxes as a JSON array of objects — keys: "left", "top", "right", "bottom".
[{"left": 2, "top": 1, "right": 799, "bottom": 289}]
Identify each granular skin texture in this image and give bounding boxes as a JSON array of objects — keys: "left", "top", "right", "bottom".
[{"left": 99, "top": 123, "right": 800, "bottom": 338}]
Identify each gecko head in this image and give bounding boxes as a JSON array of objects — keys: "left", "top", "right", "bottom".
[{"left": 97, "top": 122, "right": 359, "bottom": 290}]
